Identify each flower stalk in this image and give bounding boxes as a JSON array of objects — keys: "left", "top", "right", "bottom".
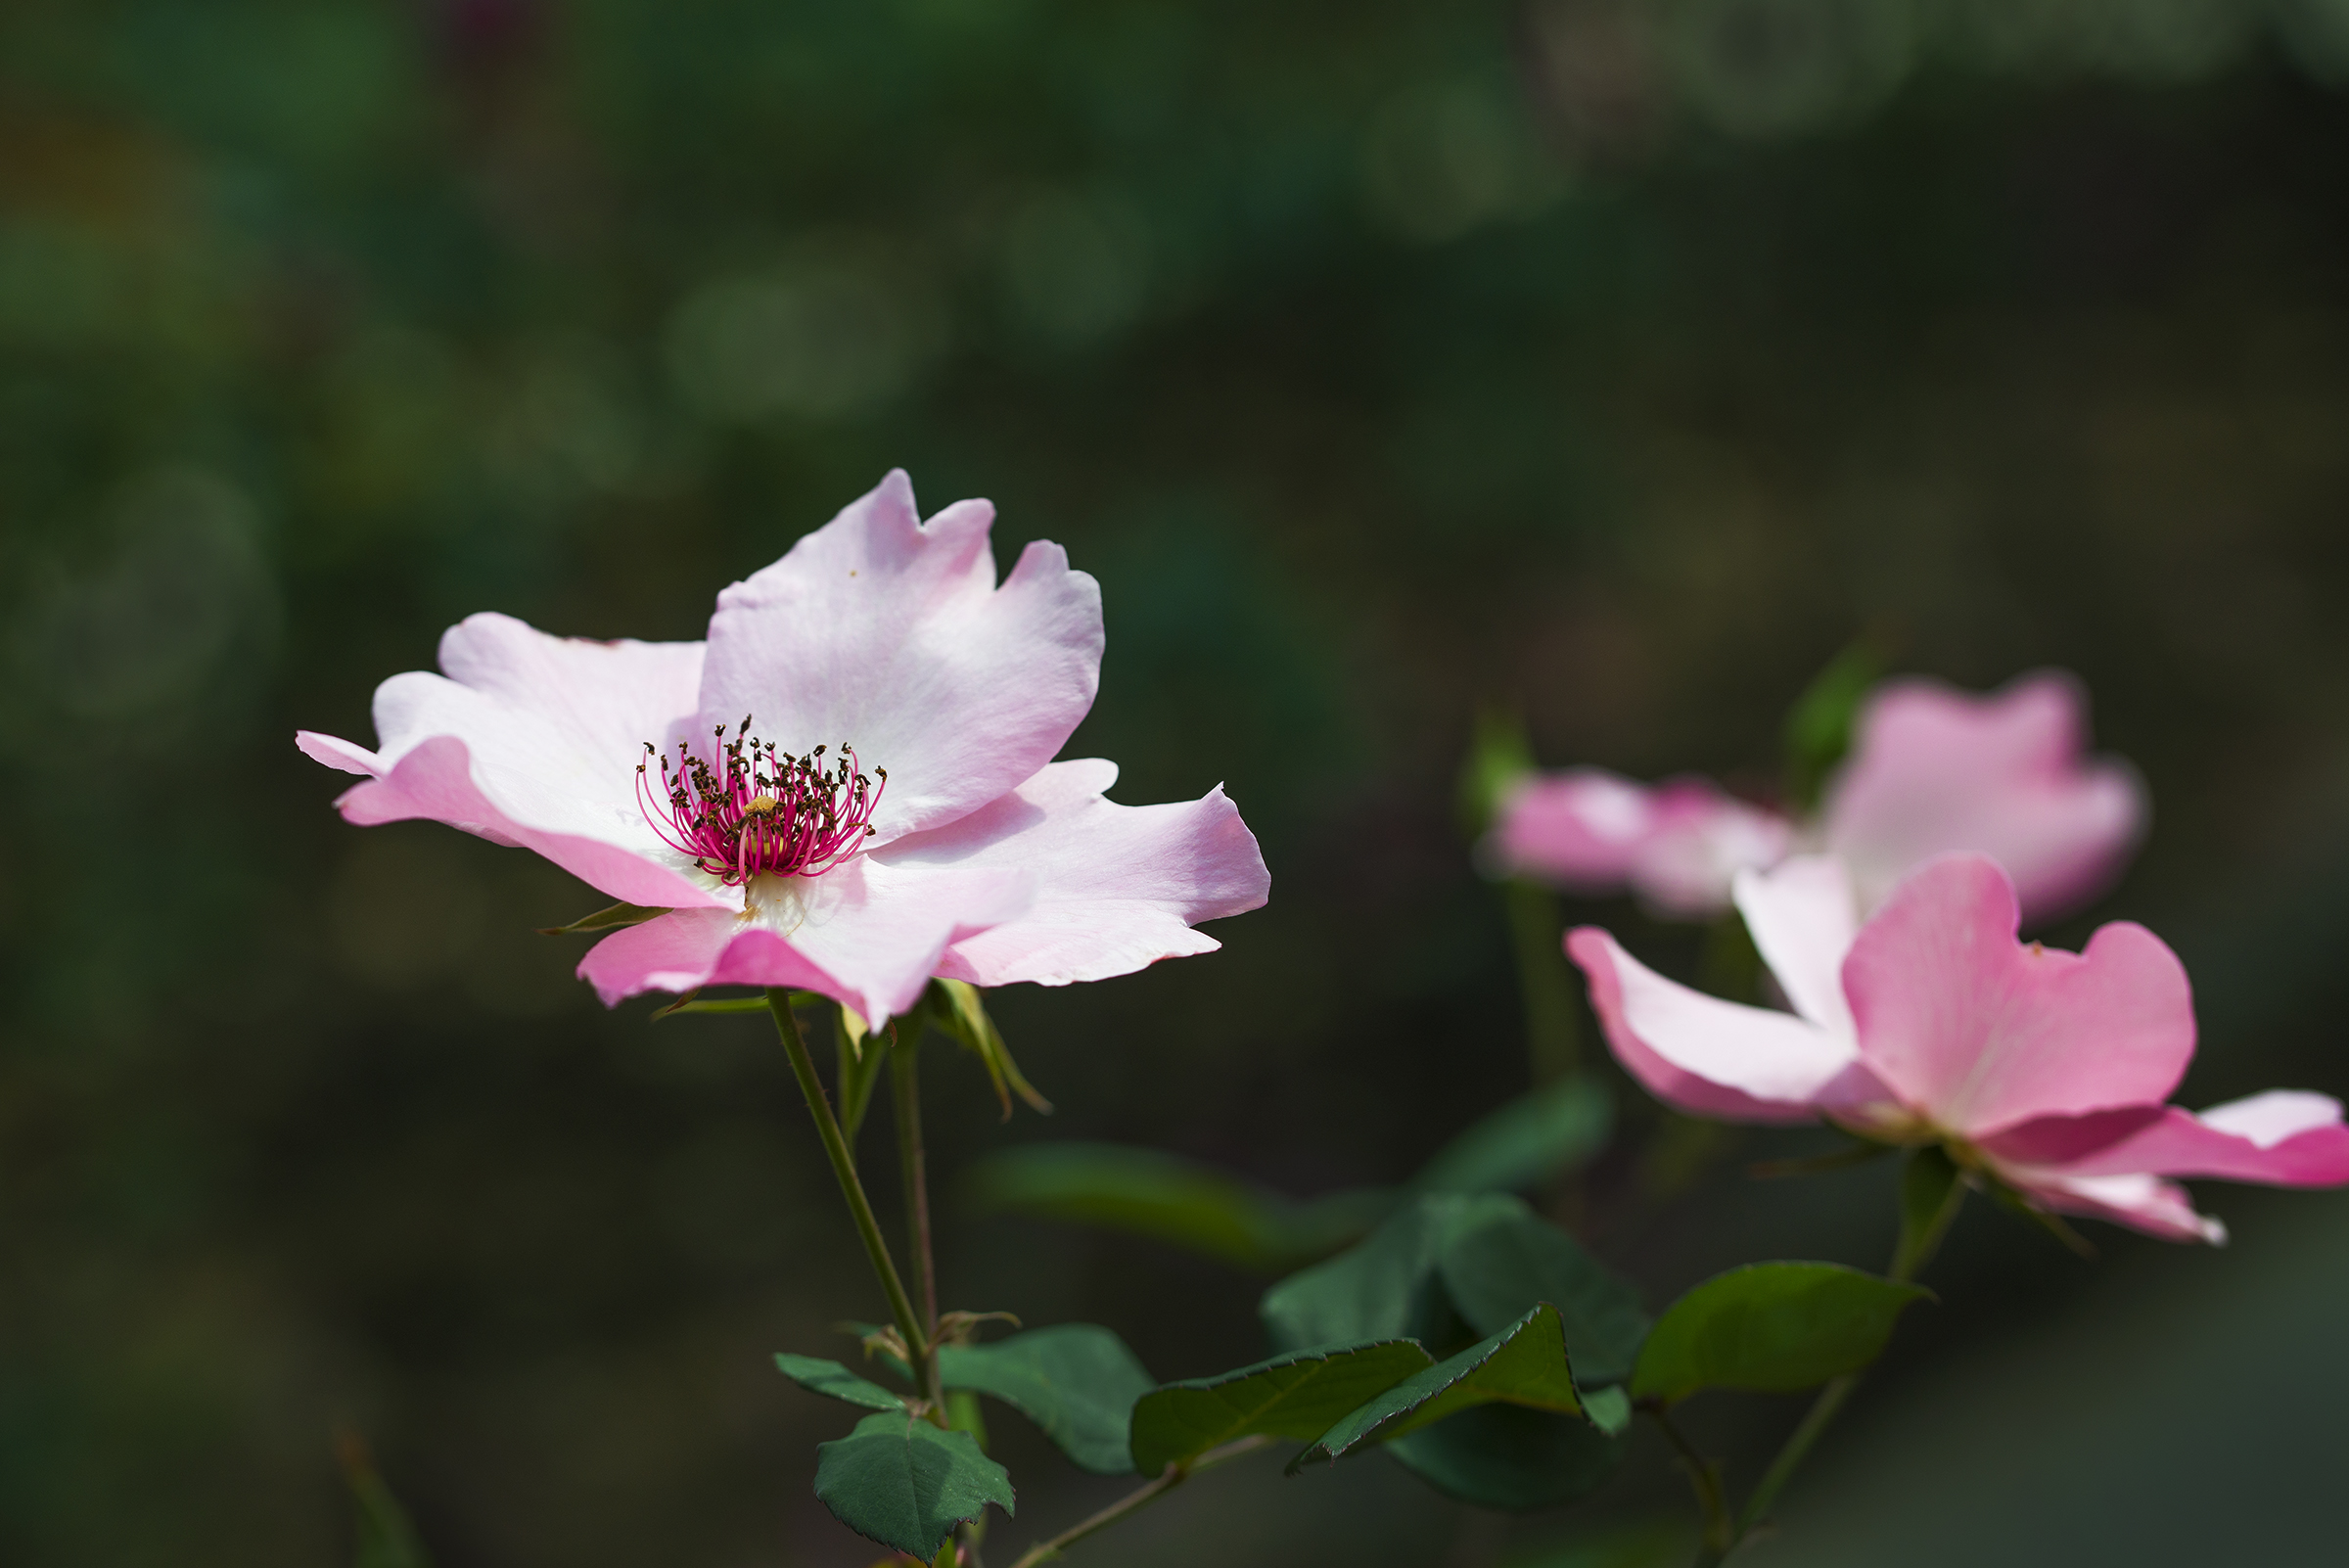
[
  {"left": 1684, "top": 1146, "right": 1972, "bottom": 1565},
  {"left": 765, "top": 989, "right": 935, "bottom": 1405},
  {"left": 891, "top": 1030, "right": 947, "bottom": 1411}
]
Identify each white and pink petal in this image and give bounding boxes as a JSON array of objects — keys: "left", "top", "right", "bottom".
[
  {"left": 1731, "top": 854, "right": 1860, "bottom": 1038},
  {"left": 295, "top": 615, "right": 721, "bottom": 908},
  {"left": 2009, "top": 1171, "right": 2226, "bottom": 1245},
  {"left": 868, "top": 760, "right": 1269, "bottom": 989},
  {"left": 1821, "top": 672, "right": 2146, "bottom": 923},
  {"left": 577, "top": 859, "right": 1036, "bottom": 1027},
  {"left": 695, "top": 471, "right": 1103, "bottom": 845},
  {"left": 1495, "top": 771, "right": 1790, "bottom": 917},
  {"left": 1840, "top": 854, "right": 2194, "bottom": 1138},
  {"left": 2015, "top": 1091, "right": 2349, "bottom": 1187},
  {"left": 1566, "top": 928, "right": 1861, "bottom": 1125}
]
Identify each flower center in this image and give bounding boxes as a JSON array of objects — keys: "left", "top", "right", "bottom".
[{"left": 636, "top": 716, "right": 886, "bottom": 886}]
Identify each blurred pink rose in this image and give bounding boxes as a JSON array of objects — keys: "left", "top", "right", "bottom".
[
  {"left": 1568, "top": 853, "right": 2349, "bottom": 1243},
  {"left": 299, "top": 470, "right": 1269, "bottom": 1026},
  {"left": 1494, "top": 673, "right": 2146, "bottom": 925}
]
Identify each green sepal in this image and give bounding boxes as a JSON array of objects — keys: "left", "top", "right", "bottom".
[
  {"left": 775, "top": 1353, "right": 911, "bottom": 1412},
  {"left": 1127, "top": 1340, "right": 1433, "bottom": 1477},
  {"left": 1580, "top": 1383, "right": 1631, "bottom": 1435},
  {"left": 1780, "top": 640, "right": 1884, "bottom": 811},
  {"left": 925, "top": 979, "right": 1050, "bottom": 1119},
  {"left": 965, "top": 1142, "right": 1392, "bottom": 1274},
  {"left": 1458, "top": 704, "right": 1538, "bottom": 835},
  {"left": 812, "top": 1410, "right": 1014, "bottom": 1560},
  {"left": 1436, "top": 1194, "right": 1649, "bottom": 1387},
  {"left": 945, "top": 1390, "right": 989, "bottom": 1451},
  {"left": 1291, "top": 1303, "right": 1589, "bottom": 1469},
  {"left": 837, "top": 1004, "right": 890, "bottom": 1140},
  {"left": 337, "top": 1430, "right": 434, "bottom": 1568},
  {"left": 935, "top": 1323, "right": 1157, "bottom": 1476},
  {"left": 1893, "top": 1144, "right": 1967, "bottom": 1277},
  {"left": 654, "top": 987, "right": 819, "bottom": 1022},
  {"left": 1975, "top": 1164, "right": 2097, "bottom": 1258},
  {"left": 1414, "top": 1077, "right": 1613, "bottom": 1196},
  {"left": 1630, "top": 1262, "right": 1932, "bottom": 1405},
  {"left": 651, "top": 991, "right": 774, "bottom": 1020},
  {"left": 536, "top": 901, "right": 667, "bottom": 936}
]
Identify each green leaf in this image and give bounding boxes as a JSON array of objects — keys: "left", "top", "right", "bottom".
[
  {"left": 1630, "top": 1263, "right": 1932, "bottom": 1405},
  {"left": 1436, "top": 1193, "right": 1649, "bottom": 1387},
  {"left": 926, "top": 978, "right": 1050, "bottom": 1118},
  {"left": 967, "top": 1142, "right": 1394, "bottom": 1274},
  {"left": 1293, "top": 1304, "right": 1588, "bottom": 1467},
  {"left": 1385, "top": 1402, "right": 1628, "bottom": 1511},
  {"left": 1415, "top": 1077, "right": 1613, "bottom": 1195},
  {"left": 812, "top": 1411, "right": 1014, "bottom": 1560},
  {"left": 775, "top": 1354, "right": 910, "bottom": 1412},
  {"left": 1260, "top": 1195, "right": 1465, "bottom": 1352},
  {"left": 936, "top": 1324, "right": 1157, "bottom": 1476},
  {"left": 1127, "top": 1341, "right": 1434, "bottom": 1476},
  {"left": 536, "top": 901, "right": 666, "bottom": 936},
  {"left": 1780, "top": 641, "right": 1883, "bottom": 811}
]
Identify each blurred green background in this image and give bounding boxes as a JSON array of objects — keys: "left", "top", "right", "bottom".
[{"left": 11, "top": 1, "right": 2349, "bottom": 1563}]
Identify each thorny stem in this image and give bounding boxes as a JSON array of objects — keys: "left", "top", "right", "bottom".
[
  {"left": 891, "top": 1036, "right": 946, "bottom": 1409},
  {"left": 1002, "top": 1435, "right": 1276, "bottom": 1568},
  {"left": 1649, "top": 1407, "right": 1733, "bottom": 1566},
  {"left": 1686, "top": 1151, "right": 1970, "bottom": 1563},
  {"left": 1732, "top": 1374, "right": 1858, "bottom": 1542},
  {"left": 764, "top": 990, "right": 934, "bottom": 1407}
]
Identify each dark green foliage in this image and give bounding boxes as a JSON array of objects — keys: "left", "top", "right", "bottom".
[
  {"left": 1631, "top": 1264, "right": 1931, "bottom": 1405},
  {"left": 1436, "top": 1194, "right": 1648, "bottom": 1386},
  {"left": 773, "top": 1353, "right": 910, "bottom": 1413},
  {"left": 967, "top": 1141, "right": 1398, "bottom": 1273},
  {"left": 935, "top": 1323, "right": 1157, "bottom": 1476},
  {"left": 1257, "top": 1194, "right": 1644, "bottom": 1506},
  {"left": 1291, "top": 1303, "right": 1588, "bottom": 1466},
  {"left": 1128, "top": 1340, "right": 1434, "bottom": 1476},
  {"left": 1384, "top": 1403, "right": 1629, "bottom": 1512},
  {"left": 1262, "top": 1193, "right": 1645, "bottom": 1388}
]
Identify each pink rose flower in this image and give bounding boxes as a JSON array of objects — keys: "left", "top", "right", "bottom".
[
  {"left": 1568, "top": 853, "right": 2349, "bottom": 1242},
  {"left": 299, "top": 471, "right": 1270, "bottom": 1026},
  {"left": 1495, "top": 673, "right": 2146, "bottom": 924}
]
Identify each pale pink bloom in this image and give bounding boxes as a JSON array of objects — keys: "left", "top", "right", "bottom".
[
  {"left": 299, "top": 471, "right": 1270, "bottom": 1026},
  {"left": 1494, "top": 673, "right": 2146, "bottom": 925},
  {"left": 1568, "top": 853, "right": 2349, "bottom": 1242}
]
